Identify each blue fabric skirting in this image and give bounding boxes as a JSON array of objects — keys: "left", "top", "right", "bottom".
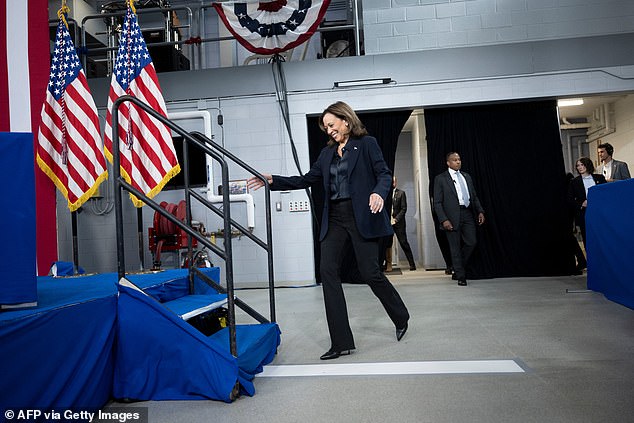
[
  {"left": 0, "top": 268, "right": 279, "bottom": 412},
  {"left": 586, "top": 179, "right": 634, "bottom": 310}
]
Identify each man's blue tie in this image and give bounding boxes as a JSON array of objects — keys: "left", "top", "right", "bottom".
[{"left": 457, "top": 171, "right": 470, "bottom": 207}]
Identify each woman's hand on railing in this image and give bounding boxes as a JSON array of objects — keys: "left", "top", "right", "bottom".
[{"left": 247, "top": 174, "right": 272, "bottom": 191}]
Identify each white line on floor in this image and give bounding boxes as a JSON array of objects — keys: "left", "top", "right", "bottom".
[{"left": 258, "top": 360, "right": 525, "bottom": 377}]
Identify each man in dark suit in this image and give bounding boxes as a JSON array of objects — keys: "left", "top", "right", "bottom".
[
  {"left": 391, "top": 177, "right": 416, "bottom": 270},
  {"left": 433, "top": 152, "right": 485, "bottom": 286}
]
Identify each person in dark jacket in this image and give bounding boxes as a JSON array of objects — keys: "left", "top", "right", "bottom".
[
  {"left": 567, "top": 157, "right": 607, "bottom": 248},
  {"left": 565, "top": 172, "right": 588, "bottom": 273},
  {"left": 247, "top": 101, "right": 409, "bottom": 360},
  {"left": 433, "top": 152, "right": 485, "bottom": 286},
  {"left": 390, "top": 177, "right": 416, "bottom": 271}
]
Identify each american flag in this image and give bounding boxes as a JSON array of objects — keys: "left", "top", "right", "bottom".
[
  {"left": 1, "top": 0, "right": 58, "bottom": 275},
  {"left": 37, "top": 17, "right": 108, "bottom": 212},
  {"left": 104, "top": 5, "right": 180, "bottom": 207}
]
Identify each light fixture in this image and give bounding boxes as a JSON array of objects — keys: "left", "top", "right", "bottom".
[
  {"left": 557, "top": 98, "right": 584, "bottom": 107},
  {"left": 333, "top": 78, "right": 393, "bottom": 88}
]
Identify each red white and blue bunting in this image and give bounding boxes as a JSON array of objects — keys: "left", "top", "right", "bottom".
[{"left": 213, "top": 0, "right": 330, "bottom": 55}]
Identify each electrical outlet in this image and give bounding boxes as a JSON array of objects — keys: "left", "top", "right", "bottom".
[{"left": 290, "top": 200, "right": 310, "bottom": 212}]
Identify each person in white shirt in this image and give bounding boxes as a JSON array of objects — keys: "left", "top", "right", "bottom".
[{"left": 597, "top": 142, "right": 630, "bottom": 182}]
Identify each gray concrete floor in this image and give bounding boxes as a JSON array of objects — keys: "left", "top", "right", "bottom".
[{"left": 103, "top": 269, "right": 634, "bottom": 423}]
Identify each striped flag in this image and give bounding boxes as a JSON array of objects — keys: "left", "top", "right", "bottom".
[
  {"left": 37, "top": 15, "right": 108, "bottom": 212},
  {"left": 104, "top": 5, "right": 180, "bottom": 207},
  {"left": 213, "top": 0, "right": 330, "bottom": 54},
  {"left": 1, "top": 0, "right": 58, "bottom": 275}
]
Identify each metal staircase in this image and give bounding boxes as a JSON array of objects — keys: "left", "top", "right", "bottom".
[{"left": 111, "top": 95, "right": 277, "bottom": 377}]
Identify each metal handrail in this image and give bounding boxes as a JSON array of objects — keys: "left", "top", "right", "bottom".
[
  {"left": 189, "top": 131, "right": 276, "bottom": 322},
  {"left": 111, "top": 95, "right": 275, "bottom": 357}
]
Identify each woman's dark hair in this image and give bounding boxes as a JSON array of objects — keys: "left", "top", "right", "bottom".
[
  {"left": 576, "top": 156, "right": 595, "bottom": 174},
  {"left": 319, "top": 101, "right": 368, "bottom": 146}
]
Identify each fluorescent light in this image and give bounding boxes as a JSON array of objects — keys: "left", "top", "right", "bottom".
[
  {"left": 558, "top": 98, "right": 584, "bottom": 107},
  {"left": 334, "top": 78, "right": 392, "bottom": 88}
]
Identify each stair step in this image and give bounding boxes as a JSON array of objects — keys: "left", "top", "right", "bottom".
[
  {"left": 207, "top": 323, "right": 280, "bottom": 360},
  {"left": 162, "top": 294, "right": 227, "bottom": 320},
  {"left": 126, "top": 268, "right": 221, "bottom": 303}
]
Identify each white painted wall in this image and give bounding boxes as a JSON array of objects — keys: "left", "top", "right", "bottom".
[
  {"left": 588, "top": 94, "right": 634, "bottom": 169},
  {"left": 392, "top": 132, "right": 420, "bottom": 266}
]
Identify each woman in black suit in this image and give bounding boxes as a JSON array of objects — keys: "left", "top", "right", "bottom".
[
  {"left": 567, "top": 157, "right": 607, "bottom": 248},
  {"left": 247, "top": 101, "right": 409, "bottom": 360}
]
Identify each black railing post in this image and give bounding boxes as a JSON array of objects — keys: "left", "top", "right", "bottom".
[
  {"left": 182, "top": 137, "right": 194, "bottom": 293},
  {"left": 264, "top": 186, "right": 275, "bottom": 322},
  {"left": 112, "top": 96, "right": 128, "bottom": 280},
  {"left": 71, "top": 211, "right": 80, "bottom": 273},
  {"left": 137, "top": 208, "right": 144, "bottom": 271},
  {"left": 219, "top": 159, "right": 237, "bottom": 356}
]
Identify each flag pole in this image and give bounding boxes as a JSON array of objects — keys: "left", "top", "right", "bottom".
[
  {"left": 137, "top": 208, "right": 145, "bottom": 270},
  {"left": 63, "top": 1, "right": 78, "bottom": 273},
  {"left": 129, "top": 0, "right": 144, "bottom": 272},
  {"left": 71, "top": 210, "right": 79, "bottom": 273}
]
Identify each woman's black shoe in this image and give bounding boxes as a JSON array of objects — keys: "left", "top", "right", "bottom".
[
  {"left": 396, "top": 323, "right": 408, "bottom": 341},
  {"left": 320, "top": 349, "right": 352, "bottom": 360}
]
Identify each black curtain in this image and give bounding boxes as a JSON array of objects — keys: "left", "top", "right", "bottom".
[
  {"left": 425, "top": 100, "right": 576, "bottom": 279},
  {"left": 306, "top": 109, "right": 413, "bottom": 282}
]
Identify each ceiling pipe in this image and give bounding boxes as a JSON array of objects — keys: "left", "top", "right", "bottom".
[{"left": 560, "top": 122, "right": 592, "bottom": 129}]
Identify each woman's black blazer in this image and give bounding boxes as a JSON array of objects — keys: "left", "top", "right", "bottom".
[
  {"left": 270, "top": 135, "right": 393, "bottom": 241},
  {"left": 567, "top": 173, "right": 607, "bottom": 224}
]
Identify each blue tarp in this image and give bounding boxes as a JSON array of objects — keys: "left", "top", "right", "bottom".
[
  {"left": 131, "top": 267, "right": 219, "bottom": 302},
  {"left": 0, "top": 132, "right": 36, "bottom": 304},
  {"left": 1, "top": 267, "right": 277, "bottom": 415},
  {"left": 114, "top": 282, "right": 280, "bottom": 402},
  {"left": 114, "top": 283, "right": 239, "bottom": 402},
  {"left": 208, "top": 324, "right": 281, "bottom": 395},
  {"left": 0, "top": 275, "right": 117, "bottom": 416},
  {"left": 586, "top": 178, "right": 634, "bottom": 310}
]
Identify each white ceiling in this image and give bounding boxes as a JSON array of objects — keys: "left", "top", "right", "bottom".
[
  {"left": 401, "top": 93, "right": 628, "bottom": 132},
  {"left": 557, "top": 94, "right": 626, "bottom": 121}
]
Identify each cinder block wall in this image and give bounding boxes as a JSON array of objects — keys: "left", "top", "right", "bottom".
[{"left": 363, "top": 0, "right": 634, "bottom": 54}]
